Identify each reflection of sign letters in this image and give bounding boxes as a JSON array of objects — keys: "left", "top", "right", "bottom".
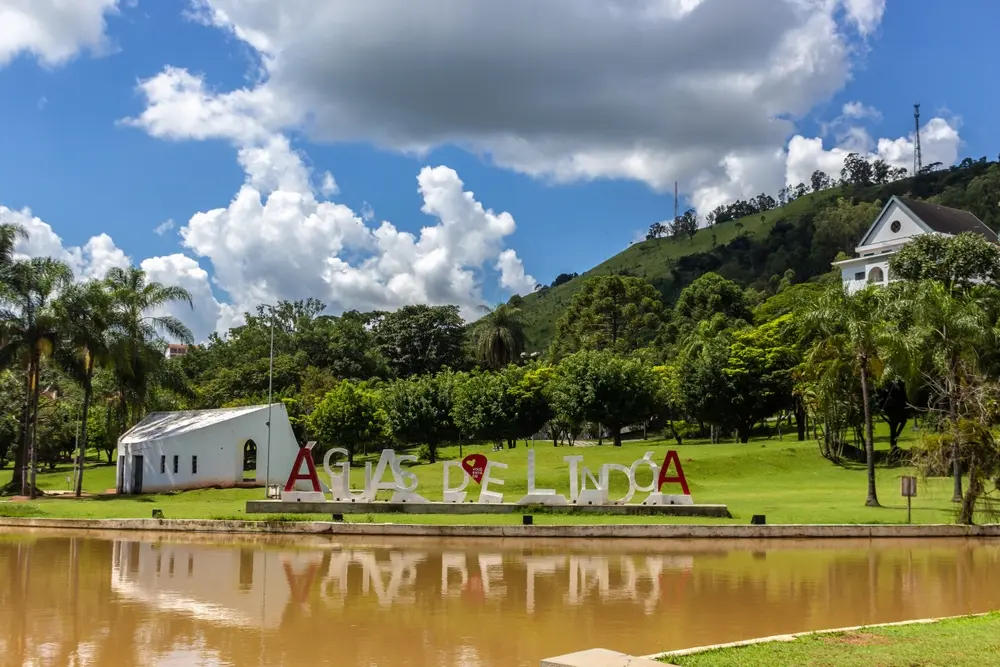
[{"left": 284, "top": 447, "right": 693, "bottom": 506}]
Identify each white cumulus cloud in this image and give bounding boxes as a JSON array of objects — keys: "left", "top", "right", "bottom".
[
  {"left": 133, "top": 0, "right": 883, "bottom": 200},
  {"left": 0, "top": 0, "right": 122, "bottom": 67},
  {"left": 2, "top": 205, "right": 131, "bottom": 280}
]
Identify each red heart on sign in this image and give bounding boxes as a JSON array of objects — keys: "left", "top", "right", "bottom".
[{"left": 461, "top": 454, "right": 488, "bottom": 484}]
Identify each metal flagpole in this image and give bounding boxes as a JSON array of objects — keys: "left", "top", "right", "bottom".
[{"left": 265, "top": 305, "right": 275, "bottom": 497}]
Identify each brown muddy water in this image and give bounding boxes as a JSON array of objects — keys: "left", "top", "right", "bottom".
[{"left": 1, "top": 530, "right": 999, "bottom": 666}]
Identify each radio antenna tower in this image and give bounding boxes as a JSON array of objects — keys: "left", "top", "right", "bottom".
[
  {"left": 913, "top": 103, "right": 922, "bottom": 175},
  {"left": 673, "top": 181, "right": 679, "bottom": 223}
]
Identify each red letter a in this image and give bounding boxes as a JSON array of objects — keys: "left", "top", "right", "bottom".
[
  {"left": 284, "top": 445, "right": 321, "bottom": 492},
  {"left": 657, "top": 450, "right": 690, "bottom": 495}
]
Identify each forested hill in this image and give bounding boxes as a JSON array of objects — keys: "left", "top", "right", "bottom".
[{"left": 518, "top": 157, "right": 1000, "bottom": 352}]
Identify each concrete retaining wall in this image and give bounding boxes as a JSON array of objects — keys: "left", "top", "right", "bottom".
[
  {"left": 246, "top": 500, "right": 732, "bottom": 517},
  {"left": 1, "top": 517, "right": 1000, "bottom": 538}
]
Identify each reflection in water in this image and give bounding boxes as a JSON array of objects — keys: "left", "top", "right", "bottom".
[{"left": 1, "top": 531, "right": 999, "bottom": 667}]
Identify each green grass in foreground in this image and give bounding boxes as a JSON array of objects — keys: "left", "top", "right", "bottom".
[
  {"left": 0, "top": 423, "right": 978, "bottom": 525},
  {"left": 668, "top": 613, "right": 1000, "bottom": 666}
]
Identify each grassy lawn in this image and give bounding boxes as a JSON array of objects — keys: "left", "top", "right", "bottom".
[
  {"left": 667, "top": 613, "right": 1000, "bottom": 666},
  {"left": 0, "top": 423, "right": 976, "bottom": 524}
]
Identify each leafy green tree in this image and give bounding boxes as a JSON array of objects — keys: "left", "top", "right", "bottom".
[
  {"left": 381, "top": 371, "right": 457, "bottom": 463},
  {"left": 721, "top": 315, "right": 798, "bottom": 443},
  {"left": 551, "top": 275, "right": 664, "bottom": 357},
  {"left": 0, "top": 257, "right": 73, "bottom": 496},
  {"left": 373, "top": 305, "right": 467, "bottom": 378},
  {"left": 810, "top": 198, "right": 882, "bottom": 266},
  {"left": 451, "top": 371, "right": 516, "bottom": 448},
  {"left": 810, "top": 170, "right": 832, "bottom": 192},
  {"left": 548, "top": 350, "right": 659, "bottom": 447},
  {"left": 673, "top": 272, "right": 752, "bottom": 333},
  {"left": 308, "top": 380, "right": 387, "bottom": 464},
  {"left": 504, "top": 364, "right": 554, "bottom": 444},
  {"left": 805, "top": 284, "right": 893, "bottom": 507},
  {"left": 54, "top": 281, "right": 115, "bottom": 496},
  {"left": 472, "top": 303, "right": 526, "bottom": 370},
  {"left": 105, "top": 266, "right": 193, "bottom": 434},
  {"left": 896, "top": 281, "right": 997, "bottom": 502},
  {"left": 675, "top": 323, "right": 735, "bottom": 439},
  {"left": 890, "top": 233, "right": 1000, "bottom": 290},
  {"left": 671, "top": 209, "right": 698, "bottom": 241}
]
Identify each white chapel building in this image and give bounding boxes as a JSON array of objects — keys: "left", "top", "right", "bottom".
[
  {"left": 835, "top": 195, "right": 998, "bottom": 292},
  {"left": 115, "top": 404, "right": 300, "bottom": 494}
]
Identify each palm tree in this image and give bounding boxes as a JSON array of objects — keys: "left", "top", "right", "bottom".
[
  {"left": 104, "top": 267, "right": 193, "bottom": 432},
  {"left": 0, "top": 257, "right": 73, "bottom": 496},
  {"left": 897, "top": 281, "right": 996, "bottom": 504},
  {"left": 472, "top": 303, "right": 526, "bottom": 370},
  {"left": 54, "top": 281, "right": 116, "bottom": 497},
  {"left": 806, "top": 284, "right": 893, "bottom": 508}
]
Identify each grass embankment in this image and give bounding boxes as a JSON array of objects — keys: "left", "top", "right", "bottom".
[
  {"left": 0, "top": 425, "right": 976, "bottom": 525},
  {"left": 666, "top": 613, "right": 1000, "bottom": 666},
  {"left": 518, "top": 189, "right": 841, "bottom": 350}
]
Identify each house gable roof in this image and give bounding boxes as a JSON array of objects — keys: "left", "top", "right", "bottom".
[
  {"left": 897, "top": 198, "right": 998, "bottom": 240},
  {"left": 858, "top": 195, "right": 996, "bottom": 248}
]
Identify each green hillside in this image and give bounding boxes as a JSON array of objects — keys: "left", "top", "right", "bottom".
[
  {"left": 518, "top": 158, "right": 1000, "bottom": 352},
  {"left": 519, "top": 189, "right": 842, "bottom": 350}
]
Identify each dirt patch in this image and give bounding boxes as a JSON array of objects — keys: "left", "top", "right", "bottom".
[{"left": 819, "top": 632, "right": 892, "bottom": 647}]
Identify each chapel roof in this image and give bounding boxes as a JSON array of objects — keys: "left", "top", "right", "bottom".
[{"left": 898, "top": 197, "right": 998, "bottom": 241}]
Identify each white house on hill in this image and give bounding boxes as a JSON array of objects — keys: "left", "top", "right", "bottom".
[
  {"left": 834, "top": 195, "right": 998, "bottom": 293},
  {"left": 115, "top": 404, "right": 299, "bottom": 495}
]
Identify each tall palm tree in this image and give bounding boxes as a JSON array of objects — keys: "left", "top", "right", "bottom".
[
  {"left": 0, "top": 257, "right": 73, "bottom": 496},
  {"left": 806, "top": 284, "right": 893, "bottom": 508},
  {"left": 897, "top": 280, "right": 996, "bottom": 504},
  {"left": 105, "top": 267, "right": 193, "bottom": 432},
  {"left": 54, "top": 281, "right": 116, "bottom": 497},
  {"left": 472, "top": 303, "right": 526, "bottom": 370}
]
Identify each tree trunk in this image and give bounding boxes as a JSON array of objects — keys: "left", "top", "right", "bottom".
[
  {"left": 888, "top": 418, "right": 906, "bottom": 450},
  {"left": 859, "top": 360, "right": 880, "bottom": 507},
  {"left": 12, "top": 371, "right": 30, "bottom": 494},
  {"left": 75, "top": 364, "right": 95, "bottom": 498},
  {"left": 958, "top": 465, "right": 981, "bottom": 525},
  {"left": 611, "top": 425, "right": 622, "bottom": 447},
  {"left": 795, "top": 400, "right": 806, "bottom": 442},
  {"left": 29, "top": 360, "right": 43, "bottom": 499},
  {"left": 736, "top": 423, "right": 750, "bottom": 444},
  {"left": 949, "top": 390, "right": 962, "bottom": 503}
]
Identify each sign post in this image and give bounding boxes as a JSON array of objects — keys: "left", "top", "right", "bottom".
[{"left": 900, "top": 475, "right": 917, "bottom": 524}]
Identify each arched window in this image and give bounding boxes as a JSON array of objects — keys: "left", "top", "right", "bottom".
[
  {"left": 867, "top": 266, "right": 885, "bottom": 284},
  {"left": 243, "top": 439, "right": 258, "bottom": 481}
]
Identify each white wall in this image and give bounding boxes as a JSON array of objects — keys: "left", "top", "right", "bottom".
[
  {"left": 862, "top": 200, "right": 925, "bottom": 249},
  {"left": 117, "top": 404, "right": 299, "bottom": 494}
]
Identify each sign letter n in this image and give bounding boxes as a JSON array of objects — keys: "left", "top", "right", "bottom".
[
  {"left": 284, "top": 442, "right": 322, "bottom": 493},
  {"left": 657, "top": 450, "right": 691, "bottom": 495}
]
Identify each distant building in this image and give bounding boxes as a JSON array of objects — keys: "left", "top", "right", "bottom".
[
  {"left": 834, "top": 195, "right": 997, "bottom": 293},
  {"left": 115, "top": 404, "right": 299, "bottom": 494},
  {"left": 165, "top": 343, "right": 190, "bottom": 359}
]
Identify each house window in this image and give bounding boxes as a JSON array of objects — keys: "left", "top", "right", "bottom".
[
  {"left": 868, "top": 266, "right": 885, "bottom": 283},
  {"left": 192, "top": 456, "right": 198, "bottom": 475},
  {"left": 173, "top": 455, "right": 179, "bottom": 474},
  {"left": 160, "top": 455, "right": 166, "bottom": 474},
  {"left": 854, "top": 271, "right": 865, "bottom": 280}
]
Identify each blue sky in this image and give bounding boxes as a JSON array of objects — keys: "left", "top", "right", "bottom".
[{"left": 0, "top": 0, "right": 996, "bottom": 339}]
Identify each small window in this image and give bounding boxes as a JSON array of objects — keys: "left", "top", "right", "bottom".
[
  {"left": 867, "top": 266, "right": 885, "bottom": 283},
  {"left": 854, "top": 271, "right": 864, "bottom": 280},
  {"left": 173, "top": 455, "right": 179, "bottom": 474},
  {"left": 160, "top": 455, "right": 166, "bottom": 474},
  {"left": 192, "top": 456, "right": 198, "bottom": 475},
  {"left": 890, "top": 220, "right": 901, "bottom": 233}
]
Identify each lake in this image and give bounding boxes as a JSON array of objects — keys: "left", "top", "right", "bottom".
[{"left": 2, "top": 530, "right": 999, "bottom": 666}]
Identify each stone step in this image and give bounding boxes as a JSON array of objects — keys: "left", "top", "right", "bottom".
[{"left": 540, "top": 648, "right": 676, "bottom": 667}]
